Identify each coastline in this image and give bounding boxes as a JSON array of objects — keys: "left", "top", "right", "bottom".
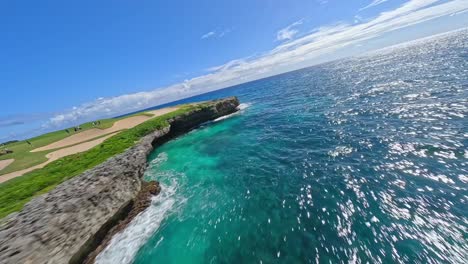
[
  {"left": 0, "top": 97, "right": 240, "bottom": 264},
  {"left": 82, "top": 180, "right": 161, "bottom": 264}
]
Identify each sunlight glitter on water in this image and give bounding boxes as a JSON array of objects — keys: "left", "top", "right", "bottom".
[{"left": 104, "top": 29, "right": 468, "bottom": 264}]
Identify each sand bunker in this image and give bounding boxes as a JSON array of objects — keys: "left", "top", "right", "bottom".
[
  {"left": 0, "top": 159, "right": 14, "bottom": 171},
  {"left": 32, "top": 107, "right": 178, "bottom": 152},
  {"left": 0, "top": 132, "right": 118, "bottom": 183},
  {"left": 0, "top": 107, "right": 179, "bottom": 183}
]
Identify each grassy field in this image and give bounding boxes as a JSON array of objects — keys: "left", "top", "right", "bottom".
[
  {"left": 0, "top": 113, "right": 152, "bottom": 175},
  {"left": 0, "top": 103, "right": 208, "bottom": 219}
]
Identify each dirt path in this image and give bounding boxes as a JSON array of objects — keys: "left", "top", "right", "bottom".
[
  {"left": 0, "top": 159, "right": 14, "bottom": 171},
  {"left": 32, "top": 107, "right": 178, "bottom": 152},
  {"left": 0, "top": 133, "right": 118, "bottom": 183}
]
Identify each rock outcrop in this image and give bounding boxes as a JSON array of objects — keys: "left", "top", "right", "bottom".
[
  {"left": 82, "top": 180, "right": 161, "bottom": 264},
  {"left": 0, "top": 97, "right": 239, "bottom": 264}
]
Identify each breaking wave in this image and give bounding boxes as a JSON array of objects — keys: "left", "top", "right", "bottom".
[{"left": 213, "top": 103, "right": 251, "bottom": 122}]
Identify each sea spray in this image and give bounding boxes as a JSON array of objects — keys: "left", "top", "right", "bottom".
[
  {"left": 95, "top": 180, "right": 179, "bottom": 264},
  {"left": 213, "top": 103, "right": 251, "bottom": 122},
  {"left": 95, "top": 153, "right": 182, "bottom": 264}
]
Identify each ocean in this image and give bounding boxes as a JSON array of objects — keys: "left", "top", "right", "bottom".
[{"left": 96, "top": 29, "right": 468, "bottom": 264}]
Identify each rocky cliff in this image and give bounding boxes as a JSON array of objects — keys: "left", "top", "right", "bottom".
[{"left": 0, "top": 97, "right": 240, "bottom": 264}]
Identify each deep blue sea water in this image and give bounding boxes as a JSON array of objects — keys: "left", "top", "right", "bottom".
[{"left": 96, "top": 30, "right": 468, "bottom": 264}]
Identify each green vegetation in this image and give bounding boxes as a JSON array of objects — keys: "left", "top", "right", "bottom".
[
  {"left": 0, "top": 140, "right": 18, "bottom": 146},
  {"left": 0, "top": 104, "right": 205, "bottom": 219},
  {"left": 0, "top": 113, "right": 153, "bottom": 175}
]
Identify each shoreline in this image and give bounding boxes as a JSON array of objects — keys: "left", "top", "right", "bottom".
[
  {"left": 0, "top": 97, "right": 240, "bottom": 264},
  {"left": 82, "top": 180, "right": 161, "bottom": 264}
]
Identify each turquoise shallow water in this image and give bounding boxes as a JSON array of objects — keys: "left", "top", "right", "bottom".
[{"left": 97, "top": 30, "right": 468, "bottom": 263}]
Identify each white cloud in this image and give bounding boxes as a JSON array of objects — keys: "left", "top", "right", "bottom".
[
  {"left": 201, "top": 31, "right": 215, "bottom": 39},
  {"left": 354, "top": 15, "right": 364, "bottom": 24},
  {"left": 45, "top": 0, "right": 468, "bottom": 129},
  {"left": 316, "top": 0, "right": 329, "bottom": 5},
  {"left": 360, "top": 0, "right": 391, "bottom": 11},
  {"left": 276, "top": 20, "right": 304, "bottom": 41},
  {"left": 201, "top": 28, "right": 232, "bottom": 40}
]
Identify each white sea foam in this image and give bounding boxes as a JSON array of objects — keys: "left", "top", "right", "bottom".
[
  {"left": 328, "top": 146, "right": 354, "bottom": 158},
  {"left": 95, "top": 180, "right": 179, "bottom": 264},
  {"left": 213, "top": 102, "right": 251, "bottom": 122},
  {"left": 237, "top": 102, "right": 251, "bottom": 111},
  {"left": 149, "top": 152, "right": 168, "bottom": 166}
]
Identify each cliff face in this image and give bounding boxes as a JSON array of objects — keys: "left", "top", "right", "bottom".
[{"left": 0, "top": 97, "right": 239, "bottom": 264}]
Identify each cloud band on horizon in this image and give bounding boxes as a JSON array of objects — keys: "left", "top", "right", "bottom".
[{"left": 6, "top": 0, "right": 468, "bottom": 137}]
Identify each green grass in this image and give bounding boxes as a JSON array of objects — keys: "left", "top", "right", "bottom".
[
  {"left": 0, "top": 113, "right": 153, "bottom": 175},
  {"left": 0, "top": 103, "right": 206, "bottom": 219}
]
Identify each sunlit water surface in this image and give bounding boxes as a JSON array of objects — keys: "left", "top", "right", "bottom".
[{"left": 97, "top": 30, "right": 468, "bottom": 264}]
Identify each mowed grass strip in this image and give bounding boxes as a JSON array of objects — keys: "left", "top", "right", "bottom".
[
  {"left": 0, "top": 113, "right": 153, "bottom": 175},
  {"left": 0, "top": 104, "right": 205, "bottom": 219}
]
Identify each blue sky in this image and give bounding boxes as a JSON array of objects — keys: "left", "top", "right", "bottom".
[{"left": 1, "top": 0, "right": 467, "bottom": 141}]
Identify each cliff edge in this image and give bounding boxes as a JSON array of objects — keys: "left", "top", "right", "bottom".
[{"left": 0, "top": 97, "right": 240, "bottom": 264}]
